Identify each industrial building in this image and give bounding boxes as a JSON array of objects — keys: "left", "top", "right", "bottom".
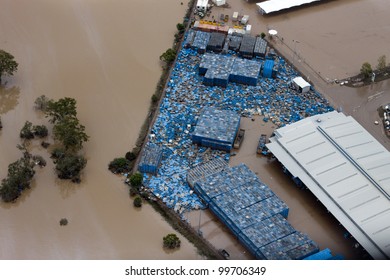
[
  {"left": 267, "top": 111, "right": 390, "bottom": 259},
  {"left": 257, "top": 0, "right": 322, "bottom": 15}
]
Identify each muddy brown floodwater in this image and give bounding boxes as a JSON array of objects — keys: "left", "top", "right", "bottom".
[{"left": 0, "top": 0, "right": 204, "bottom": 259}]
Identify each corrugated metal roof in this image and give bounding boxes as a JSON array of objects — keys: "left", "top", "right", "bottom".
[
  {"left": 257, "top": 0, "right": 322, "bottom": 14},
  {"left": 267, "top": 111, "right": 390, "bottom": 259}
]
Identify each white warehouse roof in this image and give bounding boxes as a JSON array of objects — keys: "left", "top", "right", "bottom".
[
  {"left": 257, "top": 0, "right": 321, "bottom": 15},
  {"left": 267, "top": 111, "right": 390, "bottom": 259}
]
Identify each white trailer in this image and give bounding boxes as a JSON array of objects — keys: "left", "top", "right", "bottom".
[
  {"left": 196, "top": 0, "right": 209, "bottom": 12},
  {"left": 292, "top": 77, "right": 311, "bottom": 93}
]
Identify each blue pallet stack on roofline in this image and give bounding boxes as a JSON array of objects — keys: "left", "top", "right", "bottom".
[
  {"left": 138, "top": 143, "right": 163, "bottom": 174},
  {"left": 188, "top": 162, "right": 319, "bottom": 259},
  {"left": 191, "top": 107, "right": 240, "bottom": 152}
]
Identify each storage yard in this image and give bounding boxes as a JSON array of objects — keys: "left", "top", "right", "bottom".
[
  {"left": 139, "top": 25, "right": 340, "bottom": 259},
  {"left": 134, "top": 0, "right": 390, "bottom": 261}
]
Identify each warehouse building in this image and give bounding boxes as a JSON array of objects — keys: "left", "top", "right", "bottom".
[{"left": 267, "top": 111, "right": 390, "bottom": 259}]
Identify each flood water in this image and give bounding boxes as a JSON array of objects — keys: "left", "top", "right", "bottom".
[
  {"left": 0, "top": 0, "right": 203, "bottom": 259},
  {"left": 211, "top": 0, "right": 390, "bottom": 81}
]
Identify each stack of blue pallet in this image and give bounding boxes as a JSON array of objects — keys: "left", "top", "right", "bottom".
[
  {"left": 262, "top": 59, "right": 275, "bottom": 78},
  {"left": 228, "top": 35, "right": 242, "bottom": 51},
  {"left": 199, "top": 53, "right": 234, "bottom": 87},
  {"left": 259, "top": 231, "right": 319, "bottom": 260},
  {"left": 186, "top": 158, "right": 228, "bottom": 188},
  {"left": 184, "top": 29, "right": 196, "bottom": 48},
  {"left": 138, "top": 143, "right": 163, "bottom": 174},
  {"left": 254, "top": 37, "right": 267, "bottom": 58},
  {"left": 238, "top": 214, "right": 296, "bottom": 257},
  {"left": 207, "top": 32, "right": 226, "bottom": 53},
  {"left": 239, "top": 35, "right": 256, "bottom": 58},
  {"left": 199, "top": 53, "right": 261, "bottom": 87},
  {"left": 230, "top": 58, "right": 261, "bottom": 86},
  {"left": 304, "top": 248, "right": 345, "bottom": 260},
  {"left": 191, "top": 107, "right": 240, "bottom": 152},
  {"left": 192, "top": 31, "right": 211, "bottom": 54},
  {"left": 190, "top": 163, "right": 319, "bottom": 259}
]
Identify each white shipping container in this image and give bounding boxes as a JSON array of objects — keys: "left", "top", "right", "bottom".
[
  {"left": 232, "top": 12, "right": 239, "bottom": 21},
  {"left": 246, "top": 24, "right": 252, "bottom": 34},
  {"left": 241, "top": 15, "right": 249, "bottom": 24}
]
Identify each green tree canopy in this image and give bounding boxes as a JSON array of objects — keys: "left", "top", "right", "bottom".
[
  {"left": 176, "top": 23, "right": 185, "bottom": 33},
  {"left": 46, "top": 97, "right": 77, "bottom": 124},
  {"left": 20, "top": 121, "right": 35, "bottom": 140},
  {"left": 163, "top": 233, "right": 181, "bottom": 249},
  {"left": 130, "top": 172, "right": 143, "bottom": 187},
  {"left": 160, "top": 49, "right": 177, "bottom": 64},
  {"left": 34, "top": 95, "right": 52, "bottom": 111},
  {"left": 0, "top": 49, "right": 18, "bottom": 84},
  {"left": 108, "top": 157, "right": 132, "bottom": 173},
  {"left": 53, "top": 116, "right": 89, "bottom": 151},
  {"left": 133, "top": 195, "right": 142, "bottom": 208},
  {"left": 0, "top": 154, "right": 36, "bottom": 202},
  {"left": 55, "top": 153, "right": 87, "bottom": 180},
  {"left": 377, "top": 55, "right": 387, "bottom": 71},
  {"left": 360, "top": 62, "right": 373, "bottom": 78}
]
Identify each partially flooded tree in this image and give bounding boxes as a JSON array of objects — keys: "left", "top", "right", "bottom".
[
  {"left": 20, "top": 121, "right": 35, "bottom": 140},
  {"left": 45, "top": 97, "right": 77, "bottom": 124},
  {"left": 376, "top": 55, "right": 387, "bottom": 71},
  {"left": 52, "top": 116, "right": 89, "bottom": 151},
  {"left": 55, "top": 153, "right": 87, "bottom": 181},
  {"left": 34, "top": 95, "right": 52, "bottom": 112},
  {"left": 0, "top": 146, "right": 37, "bottom": 202},
  {"left": 360, "top": 62, "right": 373, "bottom": 78},
  {"left": 160, "top": 48, "right": 177, "bottom": 64},
  {"left": 0, "top": 49, "right": 18, "bottom": 84},
  {"left": 163, "top": 233, "right": 181, "bottom": 249}
]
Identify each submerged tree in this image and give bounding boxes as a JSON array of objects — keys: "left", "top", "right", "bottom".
[
  {"left": 0, "top": 49, "right": 18, "bottom": 84},
  {"left": 163, "top": 233, "right": 181, "bottom": 249}
]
